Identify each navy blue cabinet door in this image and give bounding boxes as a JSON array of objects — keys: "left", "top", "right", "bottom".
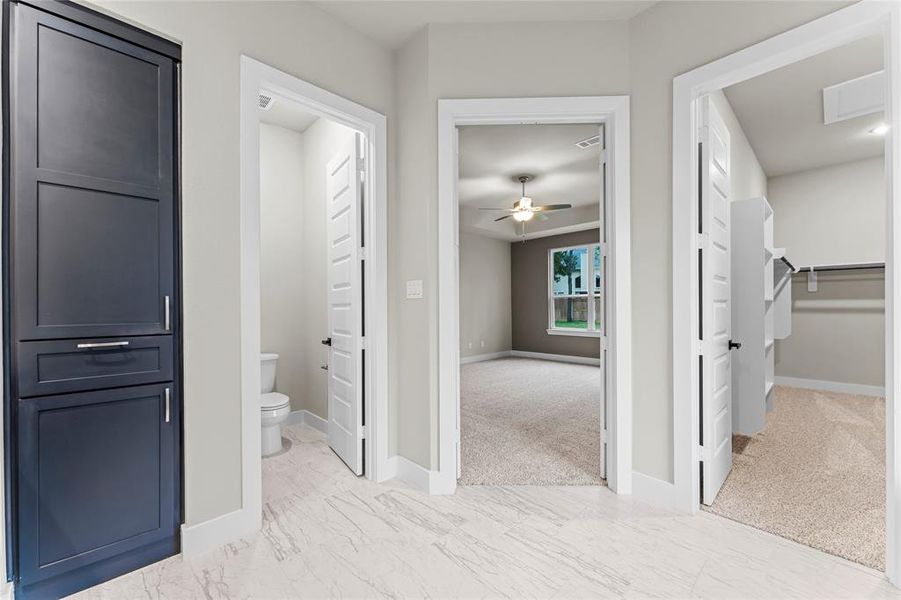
[
  {"left": 16, "top": 385, "right": 179, "bottom": 598},
  {"left": 10, "top": 4, "right": 175, "bottom": 340}
]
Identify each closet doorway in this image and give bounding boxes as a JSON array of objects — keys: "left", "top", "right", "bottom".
[{"left": 672, "top": 1, "right": 899, "bottom": 578}]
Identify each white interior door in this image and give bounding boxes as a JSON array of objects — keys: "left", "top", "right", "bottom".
[
  {"left": 699, "top": 95, "right": 733, "bottom": 505},
  {"left": 598, "top": 122, "right": 607, "bottom": 481},
  {"left": 326, "top": 132, "right": 364, "bottom": 475}
]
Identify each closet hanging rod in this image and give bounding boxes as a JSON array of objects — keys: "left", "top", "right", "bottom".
[
  {"left": 779, "top": 256, "right": 796, "bottom": 272},
  {"left": 796, "top": 261, "right": 885, "bottom": 273}
]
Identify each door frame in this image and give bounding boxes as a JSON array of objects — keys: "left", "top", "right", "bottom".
[
  {"left": 671, "top": 0, "right": 901, "bottom": 582},
  {"left": 237, "top": 56, "right": 390, "bottom": 532},
  {"left": 436, "top": 96, "right": 632, "bottom": 494}
]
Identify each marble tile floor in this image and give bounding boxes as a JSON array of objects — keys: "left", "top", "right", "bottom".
[{"left": 71, "top": 423, "right": 901, "bottom": 599}]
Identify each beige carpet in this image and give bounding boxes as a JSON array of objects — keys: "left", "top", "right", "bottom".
[
  {"left": 705, "top": 385, "right": 885, "bottom": 570},
  {"left": 459, "top": 357, "right": 603, "bottom": 486}
]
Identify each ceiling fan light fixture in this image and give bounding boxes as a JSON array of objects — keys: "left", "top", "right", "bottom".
[
  {"left": 513, "top": 210, "right": 534, "bottom": 222},
  {"left": 519, "top": 196, "right": 533, "bottom": 209}
]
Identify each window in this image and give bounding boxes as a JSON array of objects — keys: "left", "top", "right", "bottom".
[{"left": 548, "top": 243, "right": 603, "bottom": 337}]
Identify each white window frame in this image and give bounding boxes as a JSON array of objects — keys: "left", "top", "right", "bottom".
[{"left": 547, "top": 242, "right": 602, "bottom": 338}]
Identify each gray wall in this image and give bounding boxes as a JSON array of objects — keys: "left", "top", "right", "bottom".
[
  {"left": 93, "top": 0, "right": 395, "bottom": 525},
  {"left": 260, "top": 124, "right": 307, "bottom": 414},
  {"left": 769, "top": 157, "right": 885, "bottom": 387},
  {"left": 93, "top": 0, "right": 851, "bottom": 506},
  {"left": 459, "top": 232, "right": 512, "bottom": 359},
  {"left": 776, "top": 270, "right": 884, "bottom": 387},
  {"left": 511, "top": 229, "right": 601, "bottom": 358}
]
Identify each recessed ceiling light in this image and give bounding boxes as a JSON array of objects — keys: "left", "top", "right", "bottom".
[{"left": 869, "top": 123, "right": 889, "bottom": 136}]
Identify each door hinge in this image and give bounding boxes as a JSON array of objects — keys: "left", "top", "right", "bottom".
[
  {"left": 696, "top": 339, "right": 705, "bottom": 356},
  {"left": 600, "top": 429, "right": 608, "bottom": 443},
  {"left": 695, "top": 232, "right": 708, "bottom": 250},
  {"left": 359, "top": 336, "right": 367, "bottom": 350},
  {"left": 601, "top": 336, "right": 609, "bottom": 351},
  {"left": 599, "top": 242, "right": 608, "bottom": 257},
  {"left": 599, "top": 149, "right": 608, "bottom": 165},
  {"left": 359, "top": 247, "right": 368, "bottom": 261},
  {"left": 359, "top": 425, "right": 368, "bottom": 439},
  {"left": 698, "top": 443, "right": 711, "bottom": 463}
]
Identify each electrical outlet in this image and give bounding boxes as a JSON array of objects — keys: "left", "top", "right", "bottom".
[
  {"left": 467, "top": 342, "right": 473, "bottom": 349},
  {"left": 480, "top": 340, "right": 485, "bottom": 348}
]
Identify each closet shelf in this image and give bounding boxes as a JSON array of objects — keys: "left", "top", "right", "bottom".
[{"left": 765, "top": 338, "right": 774, "bottom": 352}]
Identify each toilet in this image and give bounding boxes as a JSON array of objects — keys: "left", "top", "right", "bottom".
[{"left": 261, "top": 353, "right": 291, "bottom": 456}]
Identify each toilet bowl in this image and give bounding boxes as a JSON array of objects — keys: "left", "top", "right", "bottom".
[{"left": 261, "top": 353, "right": 290, "bottom": 456}]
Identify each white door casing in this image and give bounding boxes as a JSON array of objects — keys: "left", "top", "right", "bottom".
[
  {"left": 598, "top": 122, "right": 608, "bottom": 481},
  {"left": 327, "top": 132, "right": 364, "bottom": 475},
  {"left": 699, "top": 95, "right": 733, "bottom": 505}
]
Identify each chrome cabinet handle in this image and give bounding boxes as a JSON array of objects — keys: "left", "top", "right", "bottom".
[
  {"left": 164, "top": 295, "right": 171, "bottom": 331},
  {"left": 165, "top": 387, "right": 171, "bottom": 423},
  {"left": 77, "top": 341, "right": 129, "bottom": 349}
]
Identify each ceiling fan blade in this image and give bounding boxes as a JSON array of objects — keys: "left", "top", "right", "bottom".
[
  {"left": 478, "top": 207, "right": 515, "bottom": 211},
  {"left": 533, "top": 204, "right": 572, "bottom": 212},
  {"left": 494, "top": 214, "right": 512, "bottom": 222}
]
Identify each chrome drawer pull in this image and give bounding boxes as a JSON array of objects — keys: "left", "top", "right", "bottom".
[
  {"left": 76, "top": 341, "right": 129, "bottom": 349},
  {"left": 165, "top": 387, "right": 171, "bottom": 423}
]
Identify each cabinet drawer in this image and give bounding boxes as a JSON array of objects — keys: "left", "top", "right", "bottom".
[{"left": 17, "top": 336, "right": 173, "bottom": 397}]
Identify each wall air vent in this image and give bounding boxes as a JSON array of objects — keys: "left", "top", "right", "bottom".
[
  {"left": 575, "top": 135, "right": 601, "bottom": 149},
  {"left": 259, "top": 92, "right": 276, "bottom": 111}
]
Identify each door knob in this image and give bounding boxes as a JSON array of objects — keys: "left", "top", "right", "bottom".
[
  {"left": 320, "top": 365, "right": 329, "bottom": 371},
  {"left": 728, "top": 339, "right": 742, "bottom": 350},
  {"left": 321, "top": 338, "right": 332, "bottom": 346}
]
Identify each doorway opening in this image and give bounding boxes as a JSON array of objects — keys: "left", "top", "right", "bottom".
[
  {"left": 257, "top": 93, "right": 364, "bottom": 468},
  {"left": 231, "top": 57, "right": 389, "bottom": 553},
  {"left": 456, "top": 124, "right": 607, "bottom": 486},
  {"left": 672, "top": 1, "right": 900, "bottom": 581},
  {"left": 436, "top": 97, "right": 632, "bottom": 495}
]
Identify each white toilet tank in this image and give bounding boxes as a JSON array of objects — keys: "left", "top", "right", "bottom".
[{"left": 261, "top": 353, "right": 279, "bottom": 393}]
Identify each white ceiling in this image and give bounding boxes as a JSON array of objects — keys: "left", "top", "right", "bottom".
[
  {"left": 259, "top": 91, "right": 320, "bottom": 133},
  {"left": 312, "top": 1, "right": 657, "bottom": 49},
  {"left": 724, "top": 35, "right": 884, "bottom": 178},
  {"left": 459, "top": 123, "right": 602, "bottom": 241}
]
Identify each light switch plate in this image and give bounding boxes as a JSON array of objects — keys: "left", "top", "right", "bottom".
[{"left": 406, "top": 279, "right": 423, "bottom": 299}]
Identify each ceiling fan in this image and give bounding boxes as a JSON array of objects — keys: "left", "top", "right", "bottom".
[{"left": 479, "top": 175, "right": 572, "bottom": 228}]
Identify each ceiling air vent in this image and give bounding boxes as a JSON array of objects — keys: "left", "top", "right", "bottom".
[
  {"left": 575, "top": 135, "right": 601, "bottom": 149},
  {"left": 258, "top": 92, "right": 276, "bottom": 111}
]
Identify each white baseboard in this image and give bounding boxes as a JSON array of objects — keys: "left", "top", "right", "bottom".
[
  {"left": 392, "top": 456, "right": 434, "bottom": 492},
  {"left": 284, "top": 409, "right": 329, "bottom": 432},
  {"left": 774, "top": 376, "right": 885, "bottom": 397},
  {"left": 460, "top": 350, "right": 512, "bottom": 364},
  {"left": 302, "top": 410, "right": 328, "bottom": 432},
  {"left": 630, "top": 471, "right": 677, "bottom": 511},
  {"left": 181, "top": 507, "right": 259, "bottom": 558},
  {"left": 510, "top": 350, "right": 601, "bottom": 366}
]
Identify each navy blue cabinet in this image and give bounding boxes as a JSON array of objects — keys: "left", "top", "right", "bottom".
[
  {"left": 16, "top": 386, "right": 179, "bottom": 598},
  {"left": 5, "top": 2, "right": 182, "bottom": 598}
]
